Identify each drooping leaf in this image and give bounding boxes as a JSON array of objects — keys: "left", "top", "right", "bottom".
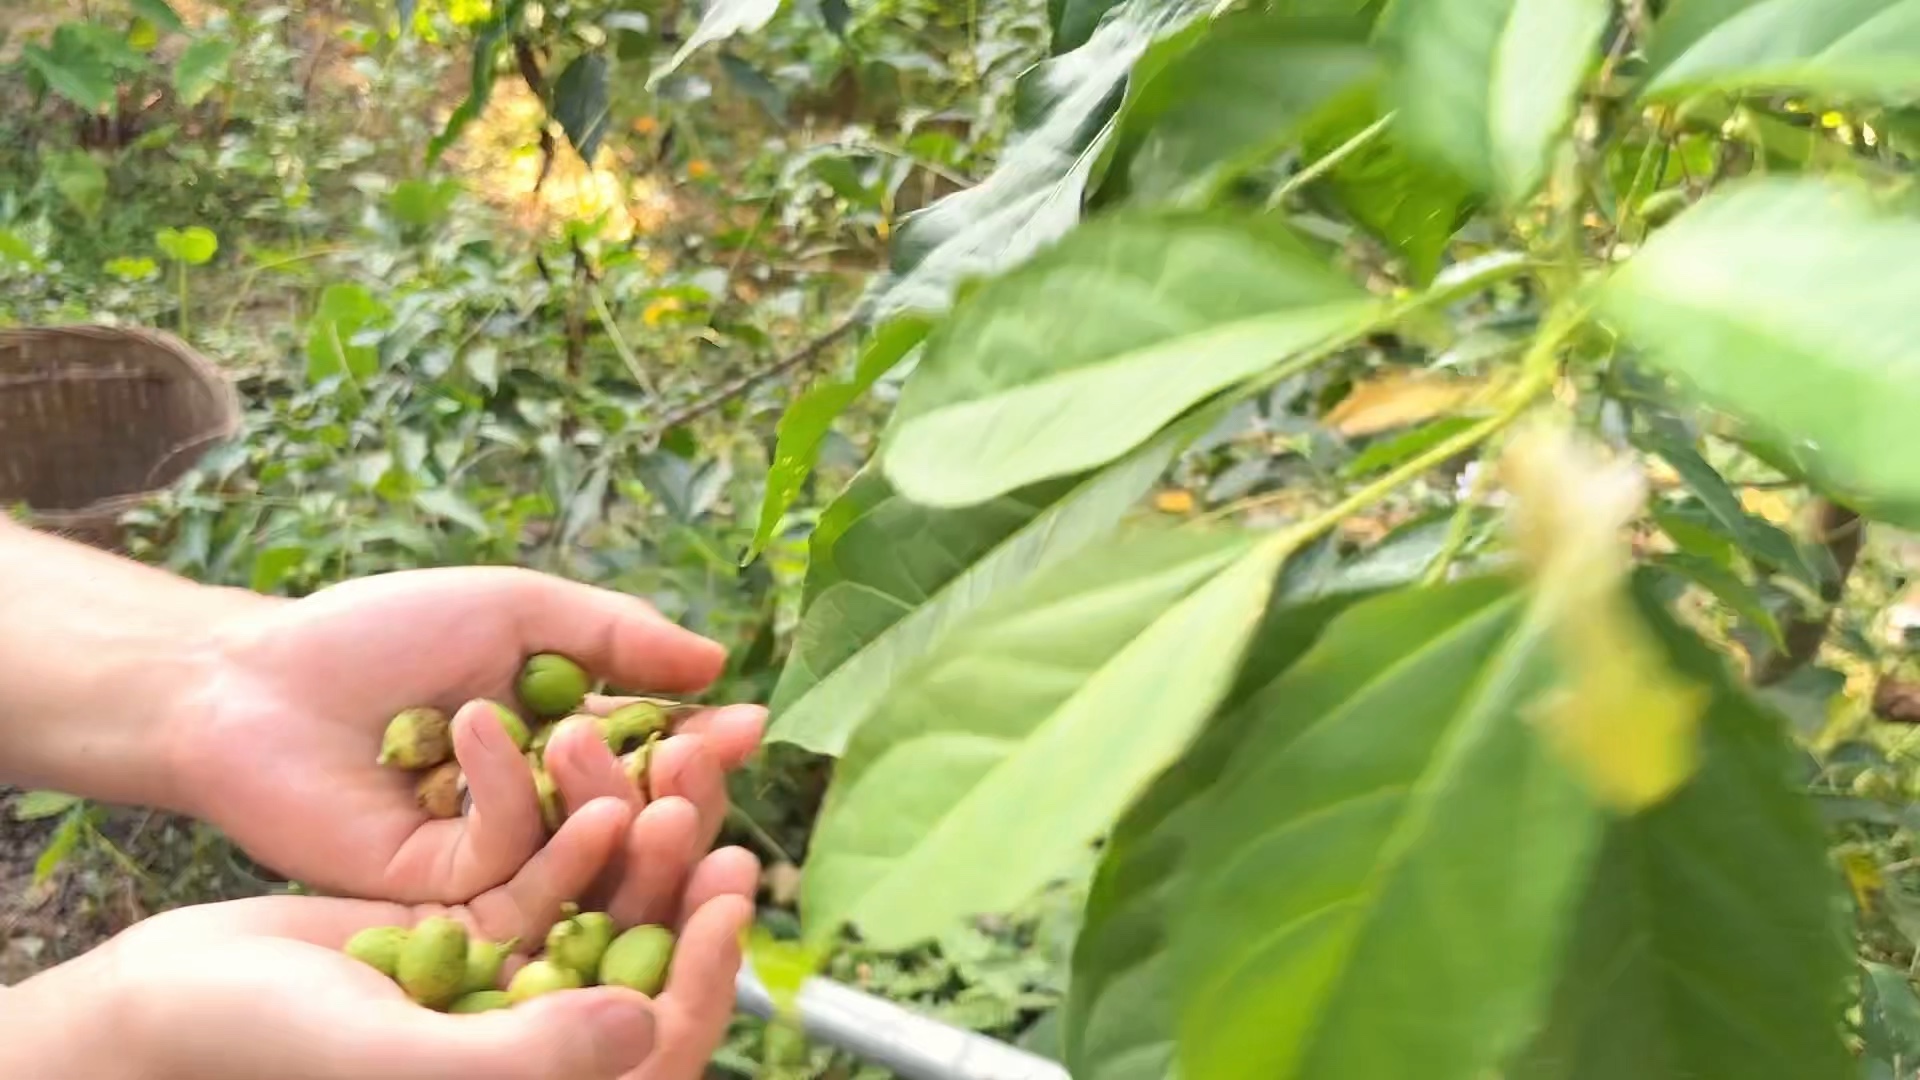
[
  {"left": 387, "top": 178, "right": 463, "bottom": 229},
  {"left": 1169, "top": 575, "right": 1603, "bottom": 1080},
  {"left": 23, "top": 29, "right": 117, "bottom": 112},
  {"left": 1300, "top": 82, "right": 1477, "bottom": 284},
  {"left": 12, "top": 790, "right": 81, "bottom": 822},
  {"left": 649, "top": 0, "right": 782, "bottom": 89},
  {"left": 864, "top": 0, "right": 1206, "bottom": 321},
  {"left": 429, "top": 0, "right": 528, "bottom": 163},
  {"left": 1506, "top": 576, "right": 1853, "bottom": 1079},
  {"left": 1064, "top": 588, "right": 1377, "bottom": 1080},
  {"left": 1094, "top": 11, "right": 1379, "bottom": 205},
  {"left": 1635, "top": 423, "right": 1814, "bottom": 586},
  {"left": 306, "top": 283, "right": 392, "bottom": 383},
  {"left": 767, "top": 422, "right": 1192, "bottom": 755},
  {"left": 1649, "top": 551, "right": 1787, "bottom": 651},
  {"left": 1598, "top": 177, "right": 1920, "bottom": 529},
  {"left": 881, "top": 214, "right": 1377, "bottom": 508},
  {"left": 746, "top": 317, "right": 932, "bottom": 562},
  {"left": 1644, "top": 0, "right": 1920, "bottom": 103},
  {"left": 802, "top": 525, "right": 1296, "bottom": 950},
  {"left": 1383, "top": 0, "right": 1610, "bottom": 204},
  {"left": 552, "top": 52, "right": 613, "bottom": 163},
  {"left": 155, "top": 226, "right": 218, "bottom": 266},
  {"left": 172, "top": 36, "right": 234, "bottom": 107}
]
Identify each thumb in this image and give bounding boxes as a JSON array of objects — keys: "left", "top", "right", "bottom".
[{"left": 301, "top": 988, "right": 657, "bottom": 1080}]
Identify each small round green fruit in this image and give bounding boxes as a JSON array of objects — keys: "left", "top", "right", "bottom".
[
  {"left": 344, "top": 926, "right": 409, "bottom": 978},
  {"left": 396, "top": 916, "right": 469, "bottom": 1010},
  {"left": 598, "top": 925, "right": 674, "bottom": 996},
  {"left": 518, "top": 653, "right": 591, "bottom": 719},
  {"left": 378, "top": 707, "right": 452, "bottom": 769},
  {"left": 448, "top": 990, "right": 513, "bottom": 1014},
  {"left": 546, "top": 911, "right": 616, "bottom": 979},
  {"left": 507, "top": 959, "right": 583, "bottom": 1002}
]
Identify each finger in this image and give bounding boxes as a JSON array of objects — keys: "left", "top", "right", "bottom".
[
  {"left": 600, "top": 796, "right": 701, "bottom": 926},
  {"left": 646, "top": 735, "right": 727, "bottom": 849},
  {"left": 471, "top": 796, "right": 635, "bottom": 944},
  {"left": 251, "top": 986, "right": 658, "bottom": 1080},
  {"left": 547, "top": 714, "right": 641, "bottom": 813},
  {"left": 678, "top": 846, "right": 760, "bottom": 926},
  {"left": 450, "top": 699, "right": 546, "bottom": 882},
  {"left": 634, "top": 895, "right": 754, "bottom": 1080},
  {"left": 666, "top": 704, "right": 766, "bottom": 771},
  {"left": 494, "top": 570, "right": 728, "bottom": 693}
]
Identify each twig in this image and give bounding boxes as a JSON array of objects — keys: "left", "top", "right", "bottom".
[
  {"left": 1265, "top": 112, "right": 1394, "bottom": 211},
  {"left": 650, "top": 317, "right": 859, "bottom": 435}
]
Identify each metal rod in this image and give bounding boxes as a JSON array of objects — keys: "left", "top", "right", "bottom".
[{"left": 735, "top": 963, "right": 1071, "bottom": 1080}]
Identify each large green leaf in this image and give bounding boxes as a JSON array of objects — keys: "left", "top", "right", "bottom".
[
  {"left": 1644, "top": 0, "right": 1765, "bottom": 77},
  {"left": 648, "top": 0, "right": 781, "bottom": 89},
  {"left": 745, "top": 317, "right": 931, "bottom": 562},
  {"left": 552, "top": 52, "right": 612, "bottom": 163},
  {"left": 1170, "top": 575, "right": 1604, "bottom": 1080},
  {"left": 1644, "top": 0, "right": 1920, "bottom": 102},
  {"left": 881, "top": 214, "right": 1377, "bottom": 508},
  {"left": 1507, "top": 578, "right": 1851, "bottom": 1079},
  {"left": 306, "top": 283, "right": 392, "bottom": 383},
  {"left": 1597, "top": 177, "right": 1920, "bottom": 528},
  {"left": 1383, "top": 0, "right": 1609, "bottom": 204},
  {"left": 1634, "top": 423, "right": 1812, "bottom": 586},
  {"left": 864, "top": 0, "right": 1205, "bottom": 321},
  {"left": 801, "top": 525, "right": 1296, "bottom": 950},
  {"left": 1063, "top": 588, "right": 1375, "bottom": 1080},
  {"left": 1094, "top": 12, "right": 1378, "bottom": 205},
  {"left": 23, "top": 24, "right": 122, "bottom": 112},
  {"left": 766, "top": 423, "right": 1191, "bottom": 755},
  {"left": 1301, "top": 82, "right": 1477, "bottom": 284},
  {"left": 172, "top": 36, "right": 233, "bottom": 107}
]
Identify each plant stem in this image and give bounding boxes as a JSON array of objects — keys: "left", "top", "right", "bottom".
[
  {"left": 589, "top": 283, "right": 660, "bottom": 402},
  {"left": 177, "top": 262, "right": 190, "bottom": 339},
  {"left": 1265, "top": 112, "right": 1394, "bottom": 211}
]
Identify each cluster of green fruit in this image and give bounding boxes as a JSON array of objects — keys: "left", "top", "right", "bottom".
[
  {"left": 344, "top": 907, "right": 675, "bottom": 1013},
  {"left": 375, "top": 652, "right": 694, "bottom": 827}
]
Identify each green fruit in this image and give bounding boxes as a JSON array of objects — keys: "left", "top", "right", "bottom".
[
  {"left": 448, "top": 990, "right": 513, "bottom": 1014},
  {"left": 598, "top": 925, "right": 674, "bottom": 996},
  {"left": 482, "top": 700, "right": 533, "bottom": 751},
  {"left": 601, "top": 702, "right": 669, "bottom": 753},
  {"left": 378, "top": 707, "right": 452, "bottom": 769},
  {"left": 462, "top": 936, "right": 518, "bottom": 995},
  {"left": 546, "top": 911, "right": 616, "bottom": 979},
  {"left": 396, "top": 916, "right": 470, "bottom": 1010},
  {"left": 518, "top": 653, "right": 591, "bottom": 718},
  {"left": 344, "top": 926, "right": 409, "bottom": 978},
  {"left": 507, "top": 959, "right": 583, "bottom": 1002}
]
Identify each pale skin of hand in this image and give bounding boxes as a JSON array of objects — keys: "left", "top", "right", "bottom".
[{"left": 0, "top": 795, "right": 759, "bottom": 1080}]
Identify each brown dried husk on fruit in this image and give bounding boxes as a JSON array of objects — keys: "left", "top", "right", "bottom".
[{"left": 416, "top": 762, "right": 464, "bottom": 819}]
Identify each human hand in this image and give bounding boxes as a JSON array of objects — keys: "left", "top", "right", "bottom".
[
  {"left": 0, "top": 795, "right": 758, "bottom": 1080},
  {"left": 160, "top": 566, "right": 766, "bottom": 907}
]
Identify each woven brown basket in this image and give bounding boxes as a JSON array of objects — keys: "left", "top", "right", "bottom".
[{"left": 0, "top": 326, "right": 241, "bottom": 550}]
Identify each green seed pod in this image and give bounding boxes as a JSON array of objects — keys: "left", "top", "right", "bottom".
[
  {"left": 546, "top": 911, "right": 616, "bottom": 979},
  {"left": 530, "top": 758, "right": 564, "bottom": 832},
  {"left": 344, "top": 926, "right": 409, "bottom": 978},
  {"left": 601, "top": 702, "right": 669, "bottom": 753},
  {"left": 597, "top": 924, "right": 675, "bottom": 996},
  {"left": 481, "top": 699, "right": 533, "bottom": 752},
  {"left": 377, "top": 707, "right": 452, "bottom": 769},
  {"left": 518, "top": 653, "right": 591, "bottom": 719},
  {"left": 1637, "top": 188, "right": 1691, "bottom": 229},
  {"left": 507, "top": 958, "right": 583, "bottom": 1003},
  {"left": 396, "top": 916, "right": 470, "bottom": 1010},
  {"left": 462, "top": 935, "right": 519, "bottom": 995},
  {"left": 448, "top": 990, "right": 513, "bottom": 1014},
  {"left": 416, "top": 761, "right": 464, "bottom": 819}
]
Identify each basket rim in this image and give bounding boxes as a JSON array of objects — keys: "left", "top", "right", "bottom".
[{"left": 0, "top": 323, "right": 243, "bottom": 528}]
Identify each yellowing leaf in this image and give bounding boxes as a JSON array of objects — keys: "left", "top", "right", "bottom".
[
  {"left": 1740, "top": 487, "right": 1795, "bottom": 525},
  {"left": 1501, "top": 418, "right": 1709, "bottom": 812},
  {"left": 1840, "top": 847, "right": 1883, "bottom": 913},
  {"left": 1323, "top": 371, "right": 1489, "bottom": 436}
]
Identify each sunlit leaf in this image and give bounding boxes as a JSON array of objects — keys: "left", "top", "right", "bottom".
[
  {"left": 429, "top": 0, "right": 529, "bottom": 162},
  {"left": 155, "top": 226, "right": 218, "bottom": 266},
  {"left": 882, "top": 214, "right": 1377, "bottom": 507},
  {"left": 306, "top": 283, "right": 391, "bottom": 383},
  {"left": 131, "top": 0, "right": 187, "bottom": 33},
  {"left": 34, "top": 808, "right": 86, "bottom": 886},
  {"left": 802, "top": 525, "right": 1294, "bottom": 950},
  {"left": 1598, "top": 178, "right": 1920, "bottom": 529},
  {"left": 12, "top": 790, "right": 81, "bottom": 822},
  {"left": 1383, "top": 0, "right": 1609, "bottom": 203},
  {"left": 42, "top": 150, "right": 109, "bottom": 221},
  {"left": 1170, "top": 575, "right": 1602, "bottom": 1080},
  {"left": 649, "top": 0, "right": 782, "bottom": 89},
  {"left": 768, "top": 425, "right": 1188, "bottom": 755},
  {"left": 746, "top": 317, "right": 932, "bottom": 562},
  {"left": 1645, "top": 0, "right": 1920, "bottom": 103}
]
